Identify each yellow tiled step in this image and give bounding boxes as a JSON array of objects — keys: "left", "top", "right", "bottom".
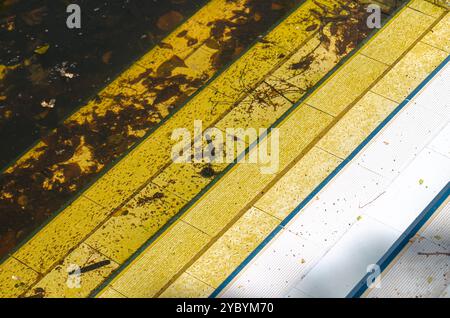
[
  {"left": 0, "top": 0, "right": 379, "bottom": 298},
  {"left": 99, "top": 2, "right": 448, "bottom": 298}
]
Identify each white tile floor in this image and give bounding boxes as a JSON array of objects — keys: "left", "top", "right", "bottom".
[
  {"left": 218, "top": 61, "right": 450, "bottom": 298},
  {"left": 366, "top": 227, "right": 450, "bottom": 298}
]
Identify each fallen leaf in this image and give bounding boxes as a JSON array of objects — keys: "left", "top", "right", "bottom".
[
  {"left": 21, "top": 7, "right": 47, "bottom": 26},
  {"left": 306, "top": 24, "right": 318, "bottom": 32},
  {"left": 34, "top": 44, "right": 49, "bottom": 55},
  {"left": 102, "top": 51, "right": 112, "bottom": 64},
  {"left": 271, "top": 3, "right": 284, "bottom": 10},
  {"left": 158, "top": 42, "right": 173, "bottom": 50},
  {"left": 157, "top": 11, "right": 184, "bottom": 31}
]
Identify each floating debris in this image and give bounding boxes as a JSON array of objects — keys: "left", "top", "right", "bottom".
[
  {"left": 34, "top": 44, "right": 50, "bottom": 55},
  {"left": 157, "top": 11, "right": 184, "bottom": 31},
  {"left": 40, "top": 98, "right": 56, "bottom": 108},
  {"left": 54, "top": 62, "right": 77, "bottom": 79},
  {"left": 68, "top": 260, "right": 111, "bottom": 275}
]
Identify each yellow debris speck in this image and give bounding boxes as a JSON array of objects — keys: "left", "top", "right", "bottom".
[{"left": 34, "top": 44, "right": 50, "bottom": 55}]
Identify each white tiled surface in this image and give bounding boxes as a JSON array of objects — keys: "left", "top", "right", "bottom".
[
  {"left": 294, "top": 217, "right": 399, "bottom": 298},
  {"left": 364, "top": 199, "right": 450, "bottom": 298},
  {"left": 412, "top": 64, "right": 449, "bottom": 118},
  {"left": 364, "top": 148, "right": 450, "bottom": 232},
  {"left": 366, "top": 233, "right": 450, "bottom": 298},
  {"left": 440, "top": 283, "right": 450, "bottom": 298},
  {"left": 284, "top": 287, "right": 314, "bottom": 298},
  {"left": 428, "top": 123, "right": 450, "bottom": 158},
  {"left": 355, "top": 104, "right": 448, "bottom": 181},
  {"left": 221, "top": 230, "right": 326, "bottom": 298},
  {"left": 286, "top": 164, "right": 388, "bottom": 250},
  {"left": 218, "top": 62, "right": 450, "bottom": 298},
  {"left": 421, "top": 202, "right": 450, "bottom": 250}
]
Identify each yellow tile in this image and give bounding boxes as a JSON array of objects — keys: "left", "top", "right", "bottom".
[
  {"left": 208, "top": 42, "right": 288, "bottom": 104},
  {"left": 205, "top": 0, "right": 355, "bottom": 103},
  {"left": 85, "top": 183, "right": 185, "bottom": 264},
  {"left": 305, "top": 54, "right": 388, "bottom": 116},
  {"left": 255, "top": 147, "right": 342, "bottom": 220},
  {"left": 0, "top": 258, "right": 39, "bottom": 298},
  {"left": 361, "top": 7, "right": 435, "bottom": 65},
  {"left": 265, "top": 35, "right": 343, "bottom": 103},
  {"left": 264, "top": 0, "right": 331, "bottom": 52},
  {"left": 24, "top": 243, "right": 118, "bottom": 298},
  {"left": 104, "top": 221, "right": 210, "bottom": 298},
  {"left": 98, "top": 287, "right": 126, "bottom": 298},
  {"left": 13, "top": 197, "right": 108, "bottom": 274},
  {"left": 422, "top": 13, "right": 450, "bottom": 53},
  {"left": 153, "top": 162, "right": 228, "bottom": 202},
  {"left": 159, "top": 273, "right": 214, "bottom": 298},
  {"left": 216, "top": 83, "right": 292, "bottom": 133},
  {"left": 408, "top": 0, "right": 446, "bottom": 18},
  {"left": 136, "top": 0, "right": 249, "bottom": 67},
  {"left": 372, "top": 41, "right": 448, "bottom": 102},
  {"left": 317, "top": 91, "right": 398, "bottom": 159},
  {"left": 81, "top": 86, "right": 216, "bottom": 209},
  {"left": 183, "top": 44, "right": 219, "bottom": 76},
  {"left": 182, "top": 104, "right": 333, "bottom": 237},
  {"left": 277, "top": 105, "right": 334, "bottom": 168},
  {"left": 186, "top": 207, "right": 279, "bottom": 288},
  {"left": 152, "top": 127, "right": 235, "bottom": 202}
]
